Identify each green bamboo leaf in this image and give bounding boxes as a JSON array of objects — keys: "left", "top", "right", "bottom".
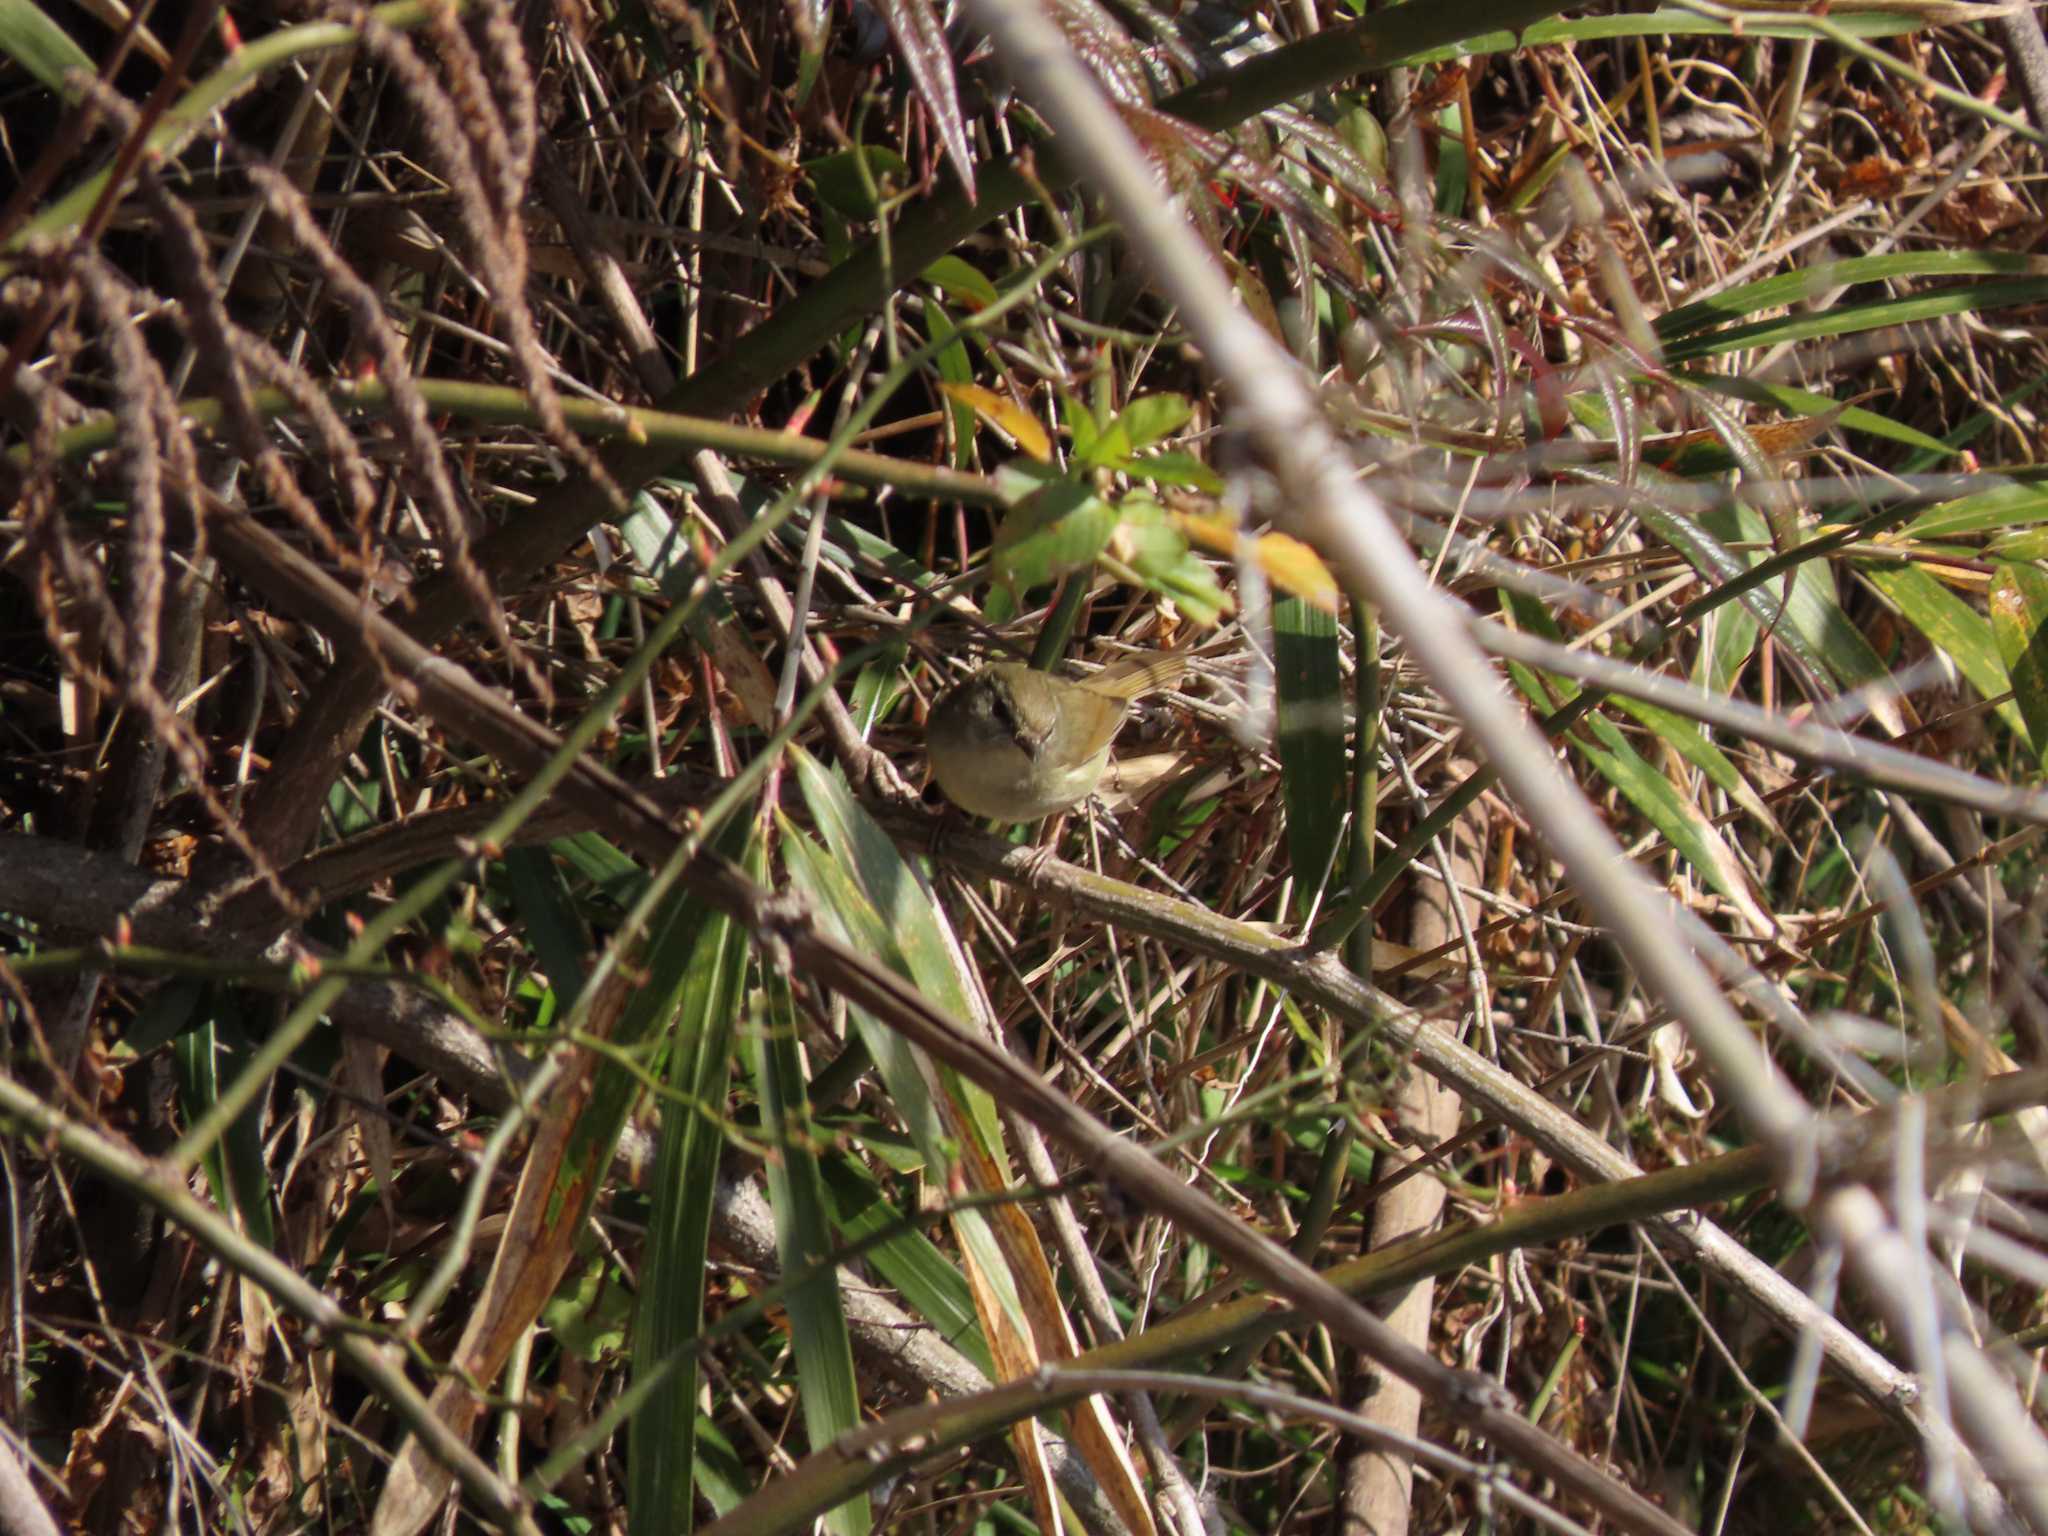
[
  {"left": 1902, "top": 376, "right": 2048, "bottom": 474},
  {"left": 1434, "top": 103, "right": 1468, "bottom": 216},
  {"left": 1504, "top": 596, "right": 1765, "bottom": 921},
  {"left": 779, "top": 820, "right": 1031, "bottom": 1347},
  {"left": 171, "top": 998, "right": 278, "bottom": 1252},
  {"left": 1662, "top": 278, "right": 2048, "bottom": 364},
  {"left": 924, "top": 307, "right": 977, "bottom": 471},
  {"left": 786, "top": 755, "right": 1032, "bottom": 1326},
  {"left": 630, "top": 826, "right": 756, "bottom": 1536},
  {"left": 1655, "top": 251, "right": 2047, "bottom": 341},
  {"left": 1673, "top": 374, "right": 1950, "bottom": 457},
  {"left": 1862, "top": 562, "right": 2025, "bottom": 741},
  {"left": 552, "top": 831, "right": 648, "bottom": 907},
  {"left": 1990, "top": 564, "right": 2048, "bottom": 774},
  {"left": 1523, "top": 670, "right": 1763, "bottom": 918},
  {"left": 1904, "top": 481, "right": 2048, "bottom": 541},
  {"left": 688, "top": 1418, "right": 748, "bottom": 1517},
  {"left": 1699, "top": 591, "right": 1762, "bottom": 699},
  {"left": 1609, "top": 695, "right": 1778, "bottom": 833},
  {"left": 1754, "top": 530, "right": 1896, "bottom": 714},
  {"left": 1274, "top": 597, "right": 1348, "bottom": 916},
  {"left": 779, "top": 823, "right": 952, "bottom": 1161},
  {"left": 788, "top": 753, "right": 1005, "bottom": 1147},
  {"left": 819, "top": 1156, "right": 994, "bottom": 1378},
  {"left": 0, "top": 0, "right": 94, "bottom": 99},
  {"left": 1634, "top": 497, "right": 1847, "bottom": 703},
  {"left": 1398, "top": 4, "right": 1949, "bottom": 68},
  {"left": 750, "top": 936, "right": 869, "bottom": 1536},
  {"left": 504, "top": 846, "right": 591, "bottom": 1016}
]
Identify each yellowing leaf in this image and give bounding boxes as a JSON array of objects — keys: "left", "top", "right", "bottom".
[
  {"left": 939, "top": 382, "right": 1052, "bottom": 461},
  {"left": 1175, "top": 511, "right": 1339, "bottom": 612}
]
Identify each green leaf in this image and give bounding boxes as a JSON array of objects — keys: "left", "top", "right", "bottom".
[
  {"left": 546, "top": 1259, "right": 632, "bottom": 1362},
  {"left": 1114, "top": 393, "right": 1194, "bottom": 451},
  {"left": 1638, "top": 499, "right": 1851, "bottom": 704},
  {"left": 172, "top": 997, "right": 278, "bottom": 1253},
  {"left": 1552, "top": 685, "right": 1761, "bottom": 917},
  {"left": 325, "top": 771, "right": 382, "bottom": 840},
  {"left": 1078, "top": 416, "right": 1133, "bottom": 469},
  {"left": 1903, "top": 480, "right": 2048, "bottom": 541},
  {"left": 921, "top": 255, "right": 999, "bottom": 312},
  {"left": 805, "top": 145, "right": 910, "bottom": 220},
  {"left": 552, "top": 831, "right": 648, "bottom": 908},
  {"left": 786, "top": 755, "right": 1009, "bottom": 1165},
  {"left": 1991, "top": 564, "right": 2048, "bottom": 773},
  {"left": 779, "top": 824, "right": 952, "bottom": 1164},
  {"left": 630, "top": 826, "right": 755, "bottom": 1536},
  {"left": 1862, "top": 562, "right": 2025, "bottom": 741},
  {"left": 785, "top": 755, "right": 1032, "bottom": 1342},
  {"left": 1127, "top": 449, "right": 1224, "bottom": 492},
  {"left": 820, "top": 1157, "right": 993, "bottom": 1378},
  {"left": 504, "top": 846, "right": 591, "bottom": 1015},
  {"left": 127, "top": 976, "right": 209, "bottom": 1056},
  {"left": 1060, "top": 394, "right": 1101, "bottom": 461},
  {"left": 1655, "top": 251, "right": 2048, "bottom": 341},
  {"left": 1672, "top": 374, "right": 1951, "bottom": 458},
  {"left": 1274, "top": 597, "right": 1348, "bottom": 917},
  {"left": 1434, "top": 103, "right": 1468, "bottom": 216},
  {"left": 749, "top": 925, "right": 870, "bottom": 1536},
  {"left": 619, "top": 491, "right": 695, "bottom": 597},
  {"left": 0, "top": 0, "right": 95, "bottom": 99},
  {"left": 1663, "top": 278, "right": 2048, "bottom": 364},
  {"left": 1114, "top": 496, "right": 1232, "bottom": 626},
  {"left": 992, "top": 479, "right": 1117, "bottom": 598},
  {"left": 924, "top": 306, "right": 977, "bottom": 471},
  {"left": 1609, "top": 695, "right": 1778, "bottom": 833},
  {"left": 1504, "top": 596, "right": 1764, "bottom": 922},
  {"left": 1337, "top": 96, "right": 1387, "bottom": 178},
  {"left": 1641, "top": 497, "right": 1884, "bottom": 717},
  {"left": 1699, "top": 587, "right": 1761, "bottom": 699}
]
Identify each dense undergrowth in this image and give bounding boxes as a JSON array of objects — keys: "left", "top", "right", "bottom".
[{"left": 2, "top": 0, "right": 2047, "bottom": 1532}]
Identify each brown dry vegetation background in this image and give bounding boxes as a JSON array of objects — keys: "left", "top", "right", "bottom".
[{"left": 2, "top": 0, "right": 2047, "bottom": 1532}]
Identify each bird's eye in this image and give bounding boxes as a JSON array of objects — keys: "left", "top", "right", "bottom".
[{"left": 987, "top": 686, "right": 1022, "bottom": 741}]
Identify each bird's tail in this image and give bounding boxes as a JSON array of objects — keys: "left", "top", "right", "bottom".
[{"left": 1086, "top": 652, "right": 1188, "bottom": 700}]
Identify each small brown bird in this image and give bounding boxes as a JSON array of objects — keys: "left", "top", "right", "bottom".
[{"left": 925, "top": 653, "right": 1187, "bottom": 821}]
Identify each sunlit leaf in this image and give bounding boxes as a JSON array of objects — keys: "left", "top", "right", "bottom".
[
  {"left": 1863, "top": 561, "right": 2025, "bottom": 741},
  {"left": 1175, "top": 509, "right": 1337, "bottom": 611},
  {"left": 1129, "top": 450, "right": 1225, "bottom": 491},
  {"left": 922, "top": 254, "right": 998, "bottom": 311},
  {"left": 992, "top": 478, "right": 1116, "bottom": 599},
  {"left": 940, "top": 381, "right": 1053, "bottom": 461},
  {"left": 1116, "top": 393, "right": 1194, "bottom": 449},
  {"left": 1991, "top": 564, "right": 2048, "bottom": 771},
  {"left": 0, "top": 0, "right": 94, "bottom": 98},
  {"left": 1905, "top": 480, "right": 2048, "bottom": 540}
]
